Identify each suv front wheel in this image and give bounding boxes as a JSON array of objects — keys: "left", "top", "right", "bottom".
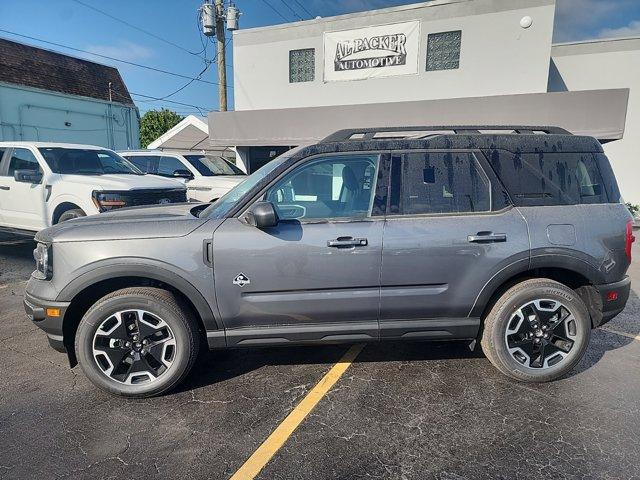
[
  {"left": 481, "top": 279, "right": 591, "bottom": 382},
  {"left": 58, "top": 208, "right": 86, "bottom": 223},
  {"left": 75, "top": 287, "right": 200, "bottom": 397}
]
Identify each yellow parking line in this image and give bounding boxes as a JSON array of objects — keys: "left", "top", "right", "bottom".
[
  {"left": 229, "top": 343, "right": 365, "bottom": 480},
  {"left": 600, "top": 326, "right": 640, "bottom": 342}
]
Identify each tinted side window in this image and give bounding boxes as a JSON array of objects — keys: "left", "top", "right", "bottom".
[
  {"left": 0, "top": 148, "right": 6, "bottom": 175},
  {"left": 125, "top": 155, "right": 156, "bottom": 173},
  {"left": 395, "top": 152, "right": 490, "bottom": 215},
  {"left": 157, "top": 156, "right": 186, "bottom": 176},
  {"left": 486, "top": 150, "right": 608, "bottom": 206},
  {"left": 594, "top": 153, "right": 621, "bottom": 203},
  {"left": 7, "top": 148, "right": 41, "bottom": 176},
  {"left": 265, "top": 155, "right": 379, "bottom": 220}
]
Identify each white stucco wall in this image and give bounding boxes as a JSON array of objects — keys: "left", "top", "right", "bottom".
[
  {"left": 551, "top": 38, "right": 640, "bottom": 205},
  {"left": 233, "top": 0, "right": 555, "bottom": 111}
]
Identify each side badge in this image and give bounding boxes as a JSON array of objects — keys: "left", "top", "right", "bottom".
[{"left": 233, "top": 273, "right": 250, "bottom": 287}]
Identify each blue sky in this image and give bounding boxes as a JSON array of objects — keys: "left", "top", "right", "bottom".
[{"left": 0, "top": 0, "right": 639, "bottom": 115}]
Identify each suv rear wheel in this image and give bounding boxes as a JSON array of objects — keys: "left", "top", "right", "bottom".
[
  {"left": 480, "top": 279, "right": 591, "bottom": 382},
  {"left": 75, "top": 287, "right": 200, "bottom": 397}
]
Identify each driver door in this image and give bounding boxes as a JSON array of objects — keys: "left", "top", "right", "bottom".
[
  {"left": 212, "top": 153, "right": 389, "bottom": 346},
  {"left": 0, "top": 147, "right": 47, "bottom": 230}
]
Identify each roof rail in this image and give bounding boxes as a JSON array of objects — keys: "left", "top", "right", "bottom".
[{"left": 320, "top": 126, "right": 572, "bottom": 143}]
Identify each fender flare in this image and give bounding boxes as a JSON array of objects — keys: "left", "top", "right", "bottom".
[
  {"left": 57, "top": 261, "right": 219, "bottom": 331},
  {"left": 469, "top": 253, "right": 603, "bottom": 318}
]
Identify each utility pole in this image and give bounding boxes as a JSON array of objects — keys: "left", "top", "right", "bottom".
[
  {"left": 215, "top": 0, "right": 227, "bottom": 111},
  {"left": 201, "top": 1, "right": 240, "bottom": 112}
]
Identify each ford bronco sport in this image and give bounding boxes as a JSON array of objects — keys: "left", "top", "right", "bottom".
[{"left": 25, "top": 126, "right": 634, "bottom": 397}]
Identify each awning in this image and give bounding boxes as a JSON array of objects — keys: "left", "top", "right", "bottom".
[
  {"left": 148, "top": 115, "right": 234, "bottom": 154},
  {"left": 208, "top": 89, "right": 629, "bottom": 146}
]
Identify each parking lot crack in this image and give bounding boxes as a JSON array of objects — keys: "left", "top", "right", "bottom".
[{"left": 3, "top": 345, "right": 68, "bottom": 369}]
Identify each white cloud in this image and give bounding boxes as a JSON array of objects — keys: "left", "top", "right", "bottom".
[
  {"left": 598, "top": 20, "right": 640, "bottom": 39},
  {"left": 85, "top": 41, "right": 154, "bottom": 62},
  {"left": 553, "top": 0, "right": 634, "bottom": 42}
]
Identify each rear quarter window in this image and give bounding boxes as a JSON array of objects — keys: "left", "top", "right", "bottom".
[{"left": 485, "top": 150, "right": 610, "bottom": 206}]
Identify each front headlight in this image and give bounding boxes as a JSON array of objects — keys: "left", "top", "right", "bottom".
[
  {"left": 92, "top": 191, "right": 127, "bottom": 212},
  {"left": 33, "top": 243, "right": 53, "bottom": 280}
]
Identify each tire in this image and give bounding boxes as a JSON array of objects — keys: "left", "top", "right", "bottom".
[
  {"left": 58, "top": 208, "right": 86, "bottom": 223},
  {"left": 75, "top": 287, "right": 200, "bottom": 398},
  {"left": 480, "top": 278, "right": 591, "bottom": 383}
]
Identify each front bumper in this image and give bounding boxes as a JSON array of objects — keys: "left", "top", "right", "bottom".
[
  {"left": 593, "top": 276, "right": 631, "bottom": 327},
  {"left": 24, "top": 289, "right": 69, "bottom": 353}
]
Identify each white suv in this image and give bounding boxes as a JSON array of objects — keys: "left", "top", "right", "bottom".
[
  {"left": 119, "top": 150, "right": 246, "bottom": 203},
  {"left": 0, "top": 142, "right": 187, "bottom": 234}
]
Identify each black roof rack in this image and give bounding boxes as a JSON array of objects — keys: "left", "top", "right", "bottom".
[{"left": 320, "top": 125, "right": 572, "bottom": 143}]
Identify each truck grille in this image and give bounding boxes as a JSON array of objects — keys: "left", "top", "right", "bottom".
[{"left": 124, "top": 189, "right": 187, "bottom": 207}]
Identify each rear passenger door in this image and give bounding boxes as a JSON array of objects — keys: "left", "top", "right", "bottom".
[{"left": 379, "top": 150, "right": 529, "bottom": 340}]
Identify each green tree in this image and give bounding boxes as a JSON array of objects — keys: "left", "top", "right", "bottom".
[{"left": 139, "top": 109, "right": 184, "bottom": 148}]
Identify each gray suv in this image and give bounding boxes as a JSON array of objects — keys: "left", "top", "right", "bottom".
[{"left": 25, "top": 126, "right": 635, "bottom": 397}]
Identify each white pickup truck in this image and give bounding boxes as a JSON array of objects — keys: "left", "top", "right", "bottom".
[
  {"left": 0, "top": 142, "right": 187, "bottom": 234},
  {"left": 119, "top": 150, "right": 246, "bottom": 203}
]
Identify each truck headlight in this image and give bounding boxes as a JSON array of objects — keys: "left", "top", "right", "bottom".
[
  {"left": 33, "top": 243, "right": 53, "bottom": 280},
  {"left": 92, "top": 191, "right": 127, "bottom": 212}
]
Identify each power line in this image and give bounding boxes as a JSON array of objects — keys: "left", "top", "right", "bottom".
[
  {"left": 136, "top": 36, "right": 229, "bottom": 105},
  {"left": 0, "top": 29, "right": 226, "bottom": 87},
  {"left": 137, "top": 63, "right": 212, "bottom": 103},
  {"left": 259, "top": 0, "right": 291, "bottom": 22},
  {"left": 291, "top": 0, "right": 315, "bottom": 18},
  {"left": 129, "top": 92, "right": 215, "bottom": 115},
  {"left": 279, "top": 0, "right": 304, "bottom": 20},
  {"left": 69, "top": 0, "right": 205, "bottom": 58},
  {"left": 0, "top": 57, "right": 213, "bottom": 114},
  {"left": 105, "top": 84, "right": 214, "bottom": 115}
]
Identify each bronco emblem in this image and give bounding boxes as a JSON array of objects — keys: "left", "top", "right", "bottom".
[{"left": 233, "top": 273, "right": 250, "bottom": 287}]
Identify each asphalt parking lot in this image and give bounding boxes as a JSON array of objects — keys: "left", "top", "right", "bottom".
[{"left": 1, "top": 233, "right": 639, "bottom": 479}]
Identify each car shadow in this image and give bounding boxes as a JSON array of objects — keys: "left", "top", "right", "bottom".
[
  {"left": 176, "top": 340, "right": 484, "bottom": 394},
  {"left": 179, "top": 288, "right": 640, "bottom": 392},
  {"left": 567, "top": 287, "right": 640, "bottom": 378}
]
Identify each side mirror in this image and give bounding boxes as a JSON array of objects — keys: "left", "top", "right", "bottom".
[
  {"left": 173, "top": 169, "right": 194, "bottom": 179},
  {"left": 246, "top": 201, "right": 279, "bottom": 229},
  {"left": 14, "top": 169, "right": 42, "bottom": 184}
]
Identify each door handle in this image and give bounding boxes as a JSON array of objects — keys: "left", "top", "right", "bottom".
[
  {"left": 327, "top": 236, "right": 368, "bottom": 248},
  {"left": 468, "top": 232, "right": 507, "bottom": 243},
  {"left": 0, "top": 186, "right": 9, "bottom": 191}
]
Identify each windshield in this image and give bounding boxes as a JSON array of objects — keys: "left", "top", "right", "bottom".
[
  {"left": 201, "top": 155, "right": 290, "bottom": 218},
  {"left": 39, "top": 148, "right": 143, "bottom": 175},
  {"left": 184, "top": 155, "right": 245, "bottom": 176}
]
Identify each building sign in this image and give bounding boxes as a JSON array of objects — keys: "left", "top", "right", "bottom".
[{"left": 324, "top": 21, "right": 420, "bottom": 82}]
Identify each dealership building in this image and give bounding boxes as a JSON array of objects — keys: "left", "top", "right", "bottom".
[{"left": 208, "top": 0, "right": 639, "bottom": 204}]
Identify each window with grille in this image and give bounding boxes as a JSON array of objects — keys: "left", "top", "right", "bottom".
[
  {"left": 289, "top": 48, "right": 315, "bottom": 83},
  {"left": 426, "top": 30, "right": 462, "bottom": 71}
]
